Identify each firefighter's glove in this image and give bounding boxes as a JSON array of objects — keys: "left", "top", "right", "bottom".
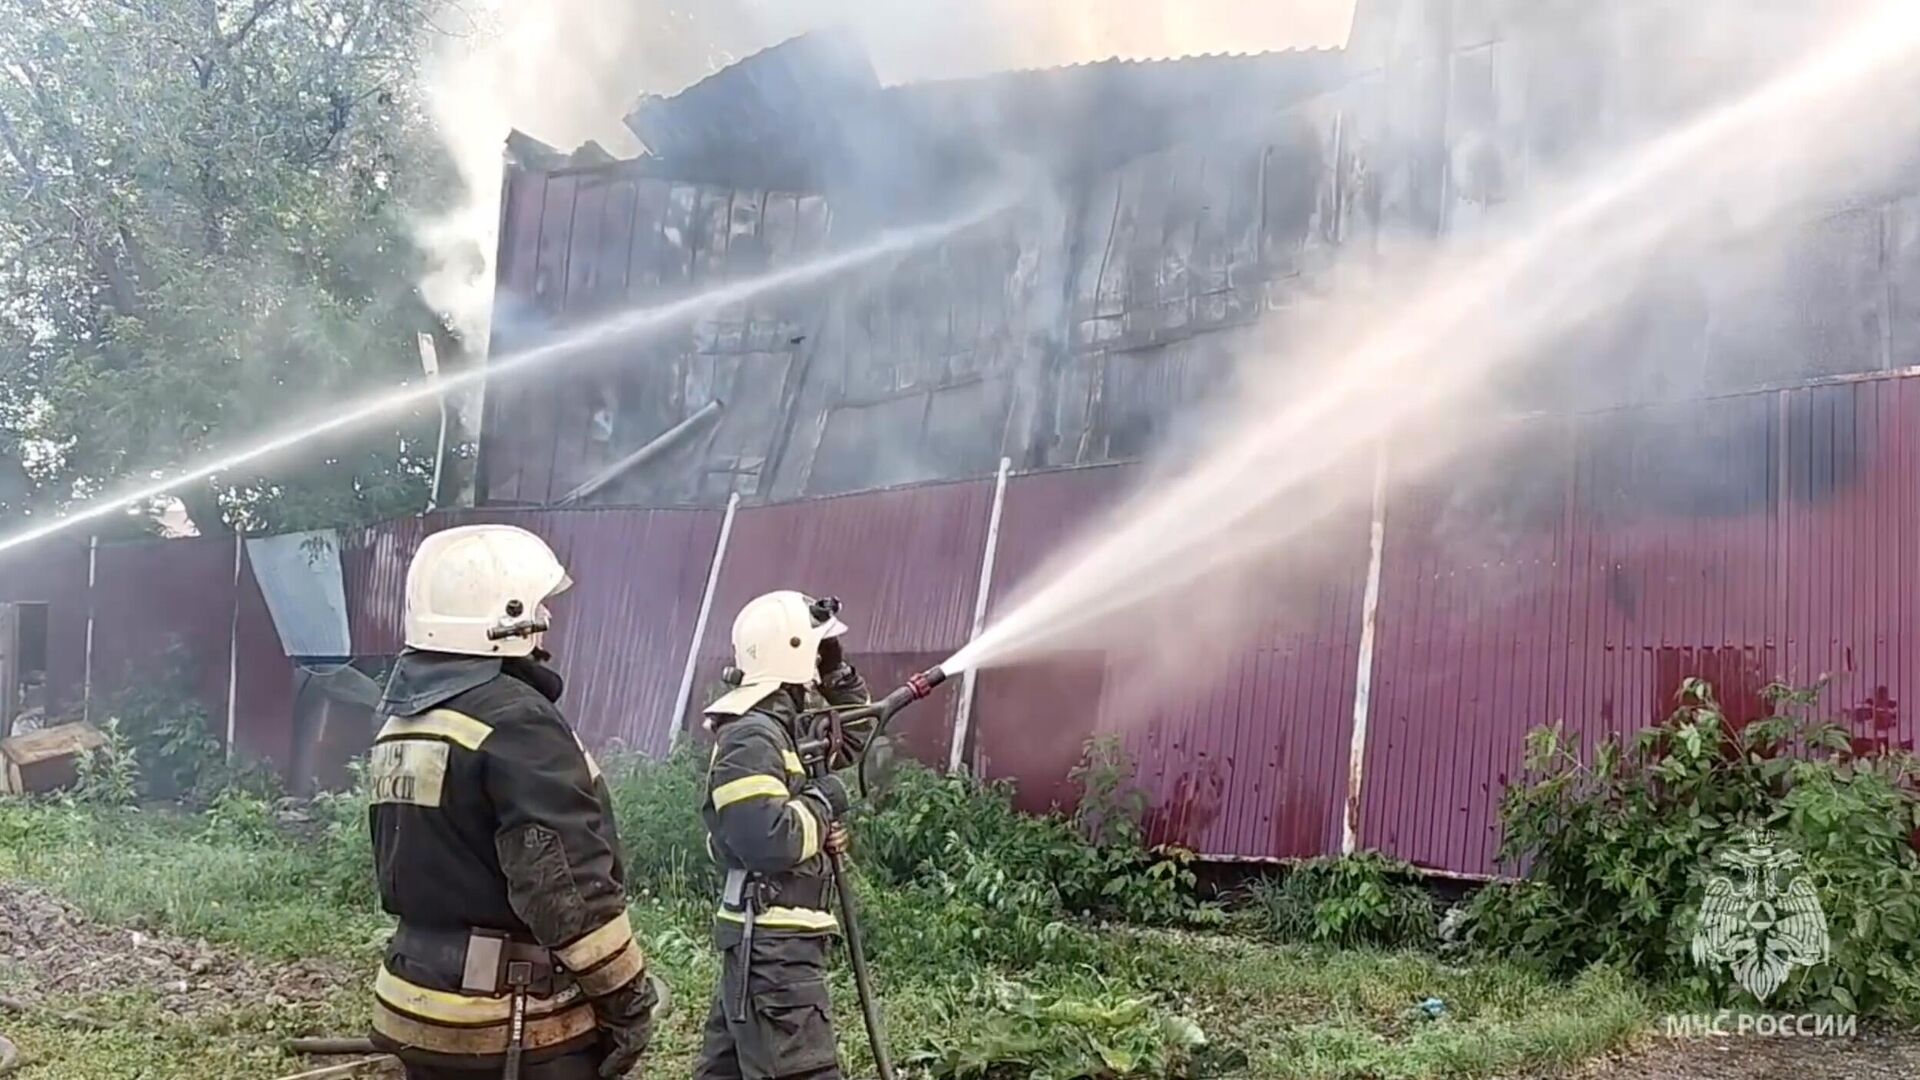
[
  {"left": 803, "top": 774, "right": 852, "bottom": 820},
  {"left": 816, "top": 634, "right": 845, "bottom": 679},
  {"left": 592, "top": 971, "right": 662, "bottom": 1078}
]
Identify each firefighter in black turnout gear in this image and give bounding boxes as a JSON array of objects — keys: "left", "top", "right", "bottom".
[
  {"left": 367, "top": 524, "right": 659, "bottom": 1079},
  {"left": 693, "top": 590, "right": 871, "bottom": 1080}
]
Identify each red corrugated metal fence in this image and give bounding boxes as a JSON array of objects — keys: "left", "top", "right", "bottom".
[{"left": 27, "top": 372, "right": 1920, "bottom": 875}]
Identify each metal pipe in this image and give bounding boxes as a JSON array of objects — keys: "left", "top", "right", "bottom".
[
  {"left": 82, "top": 535, "right": 96, "bottom": 725},
  {"left": 950, "top": 457, "right": 1011, "bottom": 773},
  {"left": 1343, "top": 442, "right": 1389, "bottom": 855},
  {"left": 669, "top": 491, "right": 740, "bottom": 750},
  {"left": 225, "top": 533, "right": 242, "bottom": 762},
  {"left": 418, "top": 334, "right": 448, "bottom": 513},
  {"left": 559, "top": 400, "right": 724, "bottom": 506}
]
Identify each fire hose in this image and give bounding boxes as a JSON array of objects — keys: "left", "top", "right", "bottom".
[{"left": 795, "top": 665, "right": 949, "bottom": 1080}]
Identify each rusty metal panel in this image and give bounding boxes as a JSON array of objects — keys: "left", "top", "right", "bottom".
[
  {"left": 341, "top": 509, "right": 722, "bottom": 755},
  {"left": 971, "top": 464, "right": 1367, "bottom": 859},
  {"left": 1361, "top": 376, "right": 1920, "bottom": 876},
  {"left": 694, "top": 480, "right": 996, "bottom": 765}
]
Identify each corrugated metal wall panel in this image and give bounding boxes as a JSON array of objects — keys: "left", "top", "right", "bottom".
[
  {"left": 342, "top": 516, "right": 430, "bottom": 656},
  {"left": 340, "top": 509, "right": 722, "bottom": 755},
  {"left": 972, "top": 465, "right": 1367, "bottom": 859},
  {"left": 89, "top": 538, "right": 239, "bottom": 726},
  {"left": 970, "top": 467, "right": 1132, "bottom": 812},
  {"left": 232, "top": 545, "right": 295, "bottom": 766},
  {"left": 499, "top": 508, "right": 722, "bottom": 755},
  {"left": 0, "top": 538, "right": 90, "bottom": 716},
  {"left": 695, "top": 480, "right": 995, "bottom": 765},
  {"left": 1361, "top": 377, "right": 1920, "bottom": 876}
]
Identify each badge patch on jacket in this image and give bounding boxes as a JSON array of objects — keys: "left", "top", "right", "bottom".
[{"left": 369, "top": 740, "right": 450, "bottom": 807}]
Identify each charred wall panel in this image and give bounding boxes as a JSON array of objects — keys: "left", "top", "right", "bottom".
[
  {"left": 482, "top": 169, "right": 829, "bottom": 507},
  {"left": 764, "top": 203, "right": 1067, "bottom": 498}
]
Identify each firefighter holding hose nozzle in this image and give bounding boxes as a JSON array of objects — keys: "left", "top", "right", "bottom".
[
  {"left": 693, "top": 590, "right": 872, "bottom": 1080},
  {"left": 366, "top": 524, "right": 659, "bottom": 1080}
]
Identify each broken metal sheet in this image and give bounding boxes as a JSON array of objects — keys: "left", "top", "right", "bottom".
[{"left": 246, "top": 531, "right": 351, "bottom": 659}]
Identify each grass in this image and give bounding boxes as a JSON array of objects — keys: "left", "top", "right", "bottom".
[{"left": 0, "top": 764, "right": 1652, "bottom": 1080}]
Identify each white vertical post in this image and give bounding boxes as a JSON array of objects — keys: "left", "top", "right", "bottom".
[
  {"left": 226, "top": 533, "right": 243, "bottom": 761},
  {"left": 949, "top": 457, "right": 1013, "bottom": 773},
  {"left": 82, "top": 535, "right": 98, "bottom": 724},
  {"left": 669, "top": 492, "right": 741, "bottom": 750},
  {"left": 1343, "top": 443, "right": 1390, "bottom": 855}
]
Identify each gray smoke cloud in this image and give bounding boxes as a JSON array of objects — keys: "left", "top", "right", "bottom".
[{"left": 413, "top": 0, "right": 1358, "bottom": 347}]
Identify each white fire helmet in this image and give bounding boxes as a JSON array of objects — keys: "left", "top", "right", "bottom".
[
  {"left": 402, "top": 524, "right": 571, "bottom": 658},
  {"left": 705, "top": 590, "right": 848, "bottom": 717}
]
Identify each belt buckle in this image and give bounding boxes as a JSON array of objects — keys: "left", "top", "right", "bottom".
[
  {"left": 462, "top": 930, "right": 510, "bottom": 995},
  {"left": 507, "top": 942, "right": 557, "bottom": 997}
]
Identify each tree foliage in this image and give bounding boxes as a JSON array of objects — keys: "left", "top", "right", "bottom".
[{"left": 0, "top": 0, "right": 460, "bottom": 535}]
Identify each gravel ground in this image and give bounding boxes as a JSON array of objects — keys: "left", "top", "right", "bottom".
[
  {"left": 0, "top": 880, "right": 351, "bottom": 1019},
  {"left": 1539, "top": 1028, "right": 1920, "bottom": 1080}
]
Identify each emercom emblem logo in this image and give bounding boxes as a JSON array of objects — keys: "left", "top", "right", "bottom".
[{"left": 1690, "top": 830, "right": 1830, "bottom": 1003}]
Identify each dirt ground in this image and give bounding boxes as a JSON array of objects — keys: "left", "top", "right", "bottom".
[
  {"left": 1538, "top": 1028, "right": 1920, "bottom": 1080},
  {"left": 3, "top": 879, "right": 1917, "bottom": 1079},
  {"left": 0, "top": 881, "right": 350, "bottom": 1019}
]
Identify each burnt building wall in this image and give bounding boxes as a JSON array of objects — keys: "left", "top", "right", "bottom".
[{"left": 481, "top": 0, "right": 1920, "bottom": 509}]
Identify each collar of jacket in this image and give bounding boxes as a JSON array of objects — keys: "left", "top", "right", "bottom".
[
  {"left": 379, "top": 652, "right": 568, "bottom": 717},
  {"left": 710, "top": 684, "right": 806, "bottom": 734},
  {"left": 502, "top": 654, "right": 565, "bottom": 703},
  {"left": 379, "top": 651, "right": 500, "bottom": 716}
]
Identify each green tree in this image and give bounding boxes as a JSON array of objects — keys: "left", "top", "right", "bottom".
[{"left": 0, "top": 0, "right": 461, "bottom": 535}]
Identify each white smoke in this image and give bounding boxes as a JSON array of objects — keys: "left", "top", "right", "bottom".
[{"left": 413, "top": 0, "right": 1358, "bottom": 349}]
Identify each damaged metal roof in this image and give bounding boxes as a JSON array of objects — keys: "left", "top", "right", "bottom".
[{"left": 622, "top": 31, "right": 1348, "bottom": 193}]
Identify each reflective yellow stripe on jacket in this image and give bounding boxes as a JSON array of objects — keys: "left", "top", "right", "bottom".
[
  {"left": 557, "top": 910, "right": 647, "bottom": 998},
  {"left": 372, "top": 967, "right": 595, "bottom": 1056},
  {"left": 716, "top": 904, "right": 840, "bottom": 933}
]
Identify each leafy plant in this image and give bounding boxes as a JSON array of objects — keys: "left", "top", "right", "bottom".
[
  {"left": 911, "top": 976, "right": 1208, "bottom": 1080},
  {"left": 104, "top": 641, "right": 223, "bottom": 800},
  {"left": 309, "top": 760, "right": 377, "bottom": 909},
  {"left": 200, "top": 787, "right": 279, "bottom": 844},
  {"left": 602, "top": 743, "right": 721, "bottom": 907},
  {"left": 71, "top": 717, "right": 141, "bottom": 806},
  {"left": 1071, "top": 735, "right": 1152, "bottom": 849},
  {"left": 1247, "top": 853, "right": 1437, "bottom": 949},
  {"left": 1464, "top": 679, "right": 1920, "bottom": 1018}
]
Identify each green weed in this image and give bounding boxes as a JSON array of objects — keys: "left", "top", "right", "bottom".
[{"left": 1463, "top": 678, "right": 1920, "bottom": 1019}]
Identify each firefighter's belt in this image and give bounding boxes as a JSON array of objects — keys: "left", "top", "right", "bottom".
[
  {"left": 716, "top": 868, "right": 839, "bottom": 934},
  {"left": 372, "top": 967, "right": 595, "bottom": 1057},
  {"left": 392, "top": 923, "right": 565, "bottom": 997}
]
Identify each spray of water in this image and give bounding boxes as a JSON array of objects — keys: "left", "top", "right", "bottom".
[
  {"left": 942, "top": 1, "right": 1920, "bottom": 678},
  {"left": 0, "top": 196, "right": 1009, "bottom": 557}
]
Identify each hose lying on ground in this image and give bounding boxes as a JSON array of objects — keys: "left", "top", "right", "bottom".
[
  {"left": 284, "top": 1037, "right": 378, "bottom": 1056},
  {"left": 268, "top": 1056, "right": 393, "bottom": 1080}
]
